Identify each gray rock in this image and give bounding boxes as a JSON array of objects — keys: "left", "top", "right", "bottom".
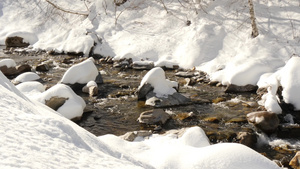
[
  {"left": 136, "top": 83, "right": 154, "bottom": 100},
  {"left": 225, "top": 84, "right": 258, "bottom": 93},
  {"left": 5, "top": 36, "right": 29, "bottom": 48},
  {"left": 247, "top": 111, "right": 279, "bottom": 134},
  {"left": 145, "top": 91, "right": 191, "bottom": 107},
  {"left": 175, "top": 71, "right": 196, "bottom": 78},
  {"left": 138, "top": 109, "right": 170, "bottom": 125},
  {"left": 45, "top": 96, "right": 69, "bottom": 111},
  {"left": 132, "top": 61, "right": 154, "bottom": 70},
  {"left": 95, "top": 72, "right": 104, "bottom": 84},
  {"left": 120, "top": 130, "right": 152, "bottom": 141}
]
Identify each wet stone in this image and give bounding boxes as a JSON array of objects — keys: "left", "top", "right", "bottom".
[
  {"left": 237, "top": 131, "right": 257, "bottom": 148},
  {"left": 175, "top": 71, "right": 196, "bottom": 78},
  {"left": 202, "top": 116, "right": 221, "bottom": 123},
  {"left": 145, "top": 91, "right": 191, "bottom": 108},
  {"left": 0, "top": 65, "right": 18, "bottom": 76},
  {"left": 289, "top": 151, "right": 300, "bottom": 169},
  {"left": 138, "top": 109, "right": 170, "bottom": 125},
  {"left": 247, "top": 111, "right": 279, "bottom": 134},
  {"left": 225, "top": 84, "right": 258, "bottom": 93},
  {"left": 16, "top": 64, "right": 31, "bottom": 74},
  {"left": 36, "top": 63, "right": 49, "bottom": 72},
  {"left": 5, "top": 36, "right": 29, "bottom": 48},
  {"left": 212, "top": 97, "right": 226, "bottom": 104},
  {"left": 121, "top": 130, "right": 152, "bottom": 141}
]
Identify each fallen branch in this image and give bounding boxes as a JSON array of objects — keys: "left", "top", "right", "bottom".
[{"left": 45, "top": 0, "right": 89, "bottom": 16}]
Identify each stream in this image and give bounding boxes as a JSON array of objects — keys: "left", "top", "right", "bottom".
[{"left": 1, "top": 46, "right": 298, "bottom": 168}]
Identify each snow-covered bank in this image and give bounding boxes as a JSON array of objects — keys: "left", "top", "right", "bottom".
[{"left": 0, "top": 71, "right": 280, "bottom": 168}]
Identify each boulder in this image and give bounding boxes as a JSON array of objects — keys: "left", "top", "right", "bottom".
[
  {"left": 36, "top": 64, "right": 49, "bottom": 72},
  {"left": 237, "top": 132, "right": 257, "bottom": 148},
  {"left": 247, "top": 111, "right": 279, "bottom": 134},
  {"left": 5, "top": 36, "right": 29, "bottom": 48},
  {"left": 225, "top": 84, "right": 258, "bottom": 93},
  {"left": 0, "top": 65, "right": 18, "bottom": 76},
  {"left": 137, "top": 109, "right": 170, "bottom": 125},
  {"left": 290, "top": 151, "right": 300, "bottom": 169},
  {"left": 175, "top": 71, "right": 196, "bottom": 78},
  {"left": 16, "top": 64, "right": 32, "bottom": 74},
  {"left": 132, "top": 61, "right": 154, "bottom": 70},
  {"left": 82, "top": 85, "right": 98, "bottom": 96},
  {"left": 45, "top": 96, "right": 69, "bottom": 111},
  {"left": 145, "top": 91, "right": 191, "bottom": 107},
  {"left": 136, "top": 83, "right": 154, "bottom": 100}
]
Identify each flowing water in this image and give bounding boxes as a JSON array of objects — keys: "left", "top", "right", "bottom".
[{"left": 1, "top": 47, "right": 298, "bottom": 168}]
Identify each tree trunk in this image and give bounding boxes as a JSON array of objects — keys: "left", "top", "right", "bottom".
[{"left": 248, "top": 0, "right": 259, "bottom": 38}]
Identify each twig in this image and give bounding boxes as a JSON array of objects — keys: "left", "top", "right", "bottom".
[{"left": 45, "top": 0, "right": 89, "bottom": 16}]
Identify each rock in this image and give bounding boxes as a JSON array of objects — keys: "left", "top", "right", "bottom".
[
  {"left": 121, "top": 130, "right": 152, "bottom": 141},
  {"left": 277, "top": 124, "right": 300, "bottom": 139},
  {"left": 0, "top": 65, "right": 18, "bottom": 76},
  {"left": 113, "top": 58, "right": 132, "bottom": 68},
  {"left": 247, "top": 111, "right": 279, "bottom": 134},
  {"left": 212, "top": 97, "right": 226, "bottom": 104},
  {"left": 95, "top": 72, "right": 103, "bottom": 84},
  {"left": 202, "top": 116, "right": 220, "bottom": 123},
  {"left": 225, "top": 84, "right": 258, "bottom": 93},
  {"left": 185, "top": 77, "right": 197, "bottom": 86},
  {"left": 176, "top": 112, "right": 195, "bottom": 121},
  {"left": 45, "top": 96, "right": 69, "bottom": 111},
  {"left": 175, "top": 71, "right": 196, "bottom": 78},
  {"left": 36, "top": 64, "right": 49, "bottom": 72},
  {"left": 136, "top": 83, "right": 154, "bottom": 100},
  {"left": 237, "top": 132, "right": 257, "bottom": 148},
  {"left": 5, "top": 36, "right": 29, "bottom": 48},
  {"left": 290, "top": 151, "right": 300, "bottom": 169},
  {"left": 16, "top": 64, "right": 31, "bottom": 74},
  {"left": 145, "top": 91, "right": 191, "bottom": 107},
  {"left": 82, "top": 85, "right": 98, "bottom": 96},
  {"left": 208, "top": 81, "right": 219, "bottom": 86},
  {"left": 227, "top": 117, "right": 247, "bottom": 124},
  {"left": 132, "top": 61, "right": 154, "bottom": 70},
  {"left": 137, "top": 109, "right": 170, "bottom": 125}
]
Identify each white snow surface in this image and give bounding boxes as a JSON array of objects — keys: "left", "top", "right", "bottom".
[
  {"left": 16, "top": 81, "right": 45, "bottom": 99},
  {"left": 0, "top": 72, "right": 280, "bottom": 169},
  {"left": 36, "top": 84, "right": 86, "bottom": 120},
  {"left": 61, "top": 57, "right": 98, "bottom": 84},
  {"left": 139, "top": 67, "right": 177, "bottom": 97},
  {"left": 14, "top": 72, "right": 40, "bottom": 83},
  {"left": 0, "top": 58, "right": 16, "bottom": 68}
]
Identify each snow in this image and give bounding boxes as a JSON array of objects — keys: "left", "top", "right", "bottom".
[
  {"left": 0, "top": 58, "right": 16, "bottom": 68},
  {"left": 86, "top": 80, "right": 98, "bottom": 87},
  {"left": 0, "top": 72, "right": 280, "bottom": 168},
  {"left": 16, "top": 81, "right": 45, "bottom": 99},
  {"left": 36, "top": 84, "right": 86, "bottom": 120},
  {"left": 61, "top": 57, "right": 98, "bottom": 84},
  {"left": 14, "top": 72, "right": 40, "bottom": 83},
  {"left": 139, "top": 67, "right": 178, "bottom": 97}
]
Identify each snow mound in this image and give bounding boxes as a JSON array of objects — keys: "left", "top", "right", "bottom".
[
  {"left": 16, "top": 81, "right": 45, "bottom": 99},
  {"left": 278, "top": 57, "right": 300, "bottom": 110},
  {"left": 37, "top": 84, "right": 86, "bottom": 119},
  {"left": 0, "top": 58, "right": 16, "bottom": 68},
  {"left": 14, "top": 72, "right": 40, "bottom": 83},
  {"left": 99, "top": 126, "right": 280, "bottom": 169},
  {"left": 61, "top": 58, "right": 98, "bottom": 84},
  {"left": 139, "top": 67, "right": 178, "bottom": 97},
  {"left": 258, "top": 57, "right": 300, "bottom": 112}
]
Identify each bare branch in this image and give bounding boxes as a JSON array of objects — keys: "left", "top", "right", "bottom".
[{"left": 45, "top": 0, "right": 89, "bottom": 16}]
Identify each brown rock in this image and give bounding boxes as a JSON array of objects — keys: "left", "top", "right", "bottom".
[
  {"left": 247, "top": 111, "right": 279, "bottom": 134},
  {"left": 45, "top": 96, "right": 69, "bottom": 111},
  {"left": 237, "top": 132, "right": 257, "bottom": 148},
  {"left": 36, "top": 64, "right": 49, "bottom": 72},
  {"left": 0, "top": 65, "right": 18, "bottom": 76},
  {"left": 290, "top": 151, "right": 300, "bottom": 169},
  {"left": 5, "top": 36, "right": 30, "bottom": 48},
  {"left": 16, "top": 64, "right": 32, "bottom": 74}
]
